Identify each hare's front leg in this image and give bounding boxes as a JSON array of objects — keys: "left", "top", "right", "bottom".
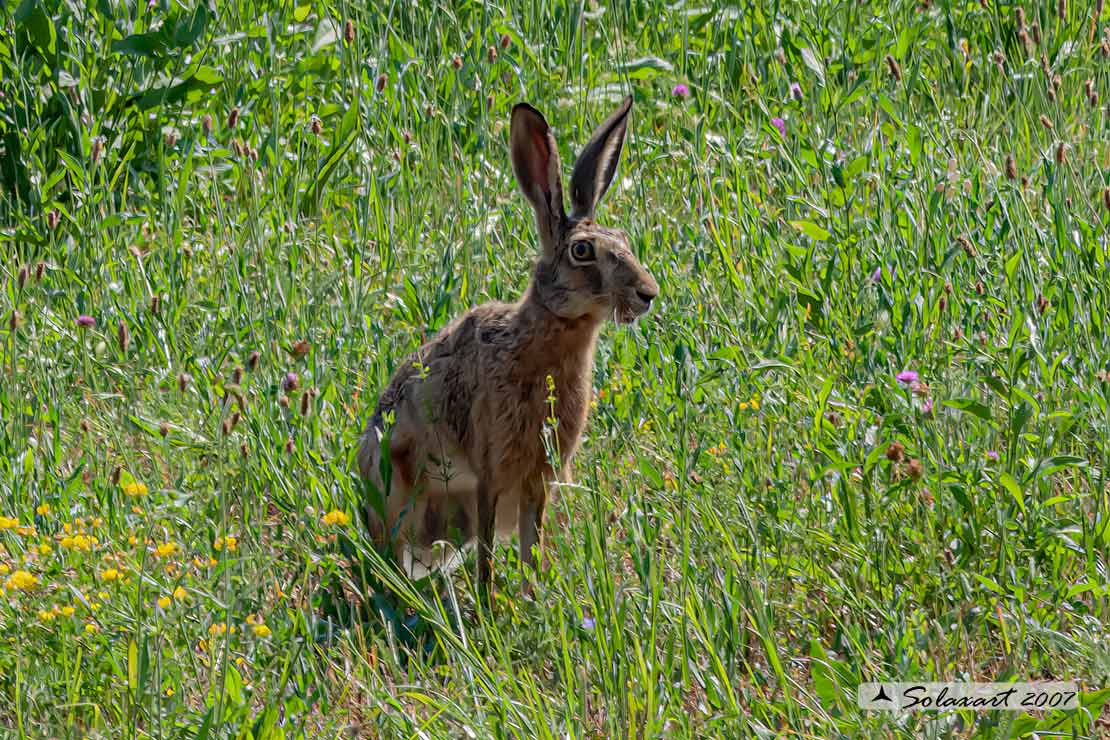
[
  {"left": 475, "top": 478, "right": 499, "bottom": 599},
  {"left": 518, "top": 476, "right": 547, "bottom": 591}
]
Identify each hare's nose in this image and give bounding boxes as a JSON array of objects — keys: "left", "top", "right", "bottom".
[{"left": 636, "top": 283, "right": 658, "bottom": 304}]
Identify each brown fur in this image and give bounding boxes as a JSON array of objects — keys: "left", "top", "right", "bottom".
[{"left": 357, "top": 97, "right": 657, "bottom": 589}]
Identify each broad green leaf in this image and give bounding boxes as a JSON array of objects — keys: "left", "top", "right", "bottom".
[
  {"left": 998, "top": 472, "right": 1024, "bottom": 513},
  {"left": 615, "top": 56, "right": 673, "bottom": 80},
  {"left": 943, "top": 398, "right": 991, "bottom": 422},
  {"left": 789, "top": 220, "right": 830, "bottom": 241}
]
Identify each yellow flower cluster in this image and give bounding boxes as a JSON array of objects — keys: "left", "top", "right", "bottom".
[
  {"left": 154, "top": 542, "right": 178, "bottom": 558},
  {"left": 123, "top": 481, "right": 148, "bottom": 497},
  {"left": 4, "top": 569, "right": 38, "bottom": 592},
  {"left": 321, "top": 509, "right": 350, "bottom": 526},
  {"left": 738, "top": 395, "right": 761, "bottom": 411},
  {"left": 213, "top": 536, "right": 237, "bottom": 552},
  {"left": 0, "top": 516, "right": 19, "bottom": 530},
  {"left": 60, "top": 533, "right": 94, "bottom": 551},
  {"left": 246, "top": 614, "right": 272, "bottom": 637}
]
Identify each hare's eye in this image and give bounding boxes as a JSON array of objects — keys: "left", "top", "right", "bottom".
[{"left": 570, "top": 241, "right": 596, "bottom": 263}]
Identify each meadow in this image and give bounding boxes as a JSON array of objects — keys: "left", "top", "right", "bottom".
[{"left": 2, "top": 0, "right": 1110, "bottom": 737}]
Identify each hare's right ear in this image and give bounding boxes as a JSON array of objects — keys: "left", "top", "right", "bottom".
[
  {"left": 568, "top": 95, "right": 632, "bottom": 220},
  {"left": 511, "top": 103, "right": 565, "bottom": 254}
]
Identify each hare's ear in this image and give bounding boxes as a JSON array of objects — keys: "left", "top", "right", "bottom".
[
  {"left": 511, "top": 103, "right": 565, "bottom": 253},
  {"left": 569, "top": 95, "right": 632, "bottom": 220}
]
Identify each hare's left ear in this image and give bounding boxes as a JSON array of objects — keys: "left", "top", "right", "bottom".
[{"left": 568, "top": 95, "right": 633, "bottom": 220}]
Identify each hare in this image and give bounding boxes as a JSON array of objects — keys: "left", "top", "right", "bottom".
[{"left": 357, "top": 96, "right": 657, "bottom": 592}]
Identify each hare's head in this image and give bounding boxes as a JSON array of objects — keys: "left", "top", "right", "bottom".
[{"left": 510, "top": 97, "right": 658, "bottom": 325}]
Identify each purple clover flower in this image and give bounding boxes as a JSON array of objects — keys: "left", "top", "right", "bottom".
[
  {"left": 986, "top": 450, "right": 1000, "bottom": 462},
  {"left": 671, "top": 83, "right": 689, "bottom": 98},
  {"left": 770, "top": 117, "right": 786, "bottom": 137},
  {"left": 76, "top": 315, "right": 96, "bottom": 328},
  {"left": 896, "top": 371, "right": 919, "bottom": 385},
  {"left": 789, "top": 82, "right": 803, "bottom": 100}
]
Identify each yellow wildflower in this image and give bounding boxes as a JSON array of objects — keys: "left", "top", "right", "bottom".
[
  {"left": 738, "top": 401, "right": 749, "bottom": 411},
  {"left": 122, "top": 481, "right": 148, "bottom": 497},
  {"left": 84, "top": 623, "right": 98, "bottom": 634},
  {"left": 252, "top": 623, "right": 272, "bottom": 638},
  {"left": 213, "top": 537, "right": 223, "bottom": 551},
  {"left": 61, "top": 606, "right": 75, "bottom": 617},
  {"left": 38, "top": 543, "right": 52, "bottom": 556},
  {"left": 157, "top": 595, "right": 171, "bottom": 609},
  {"left": 0, "top": 564, "right": 8, "bottom": 574},
  {"left": 63, "top": 523, "right": 73, "bottom": 534},
  {"left": 165, "top": 686, "right": 174, "bottom": 697},
  {"left": 208, "top": 623, "right": 235, "bottom": 636},
  {"left": 16, "top": 526, "right": 35, "bottom": 537},
  {"left": 208, "top": 557, "right": 218, "bottom": 567},
  {"left": 4, "top": 570, "right": 38, "bottom": 591},
  {"left": 101, "top": 568, "right": 120, "bottom": 581},
  {"left": 0, "top": 516, "right": 18, "bottom": 530},
  {"left": 321, "top": 509, "right": 350, "bottom": 526},
  {"left": 750, "top": 398, "right": 760, "bottom": 410},
  {"left": 173, "top": 586, "right": 187, "bottom": 601},
  {"left": 224, "top": 536, "right": 237, "bottom": 552},
  {"left": 97, "top": 591, "right": 109, "bottom": 601},
  {"left": 38, "top": 610, "right": 55, "bottom": 622},
  {"left": 154, "top": 542, "right": 178, "bottom": 558},
  {"left": 35, "top": 503, "right": 50, "bottom": 516},
  {"left": 128, "top": 536, "right": 138, "bottom": 546}
]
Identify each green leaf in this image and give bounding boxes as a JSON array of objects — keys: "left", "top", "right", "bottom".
[
  {"left": 113, "top": 30, "right": 172, "bottom": 57},
  {"left": 800, "top": 47, "right": 825, "bottom": 82},
  {"left": 973, "top": 573, "right": 1003, "bottom": 594},
  {"left": 293, "top": 4, "right": 311, "bottom": 21},
  {"left": 942, "top": 398, "right": 991, "bottom": 422},
  {"left": 174, "top": 5, "right": 211, "bottom": 47},
  {"left": 126, "top": 66, "right": 224, "bottom": 111},
  {"left": 1004, "top": 249, "right": 1022, "bottom": 284},
  {"left": 15, "top": 0, "right": 57, "bottom": 58},
  {"left": 615, "top": 56, "right": 673, "bottom": 80},
  {"left": 302, "top": 101, "right": 360, "bottom": 213},
  {"left": 998, "top": 472, "right": 1024, "bottom": 513},
  {"left": 789, "top": 220, "right": 830, "bottom": 241},
  {"left": 128, "top": 639, "right": 138, "bottom": 693},
  {"left": 638, "top": 457, "right": 664, "bottom": 488}
]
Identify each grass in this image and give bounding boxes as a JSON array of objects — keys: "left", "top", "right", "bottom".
[{"left": 2, "top": 0, "right": 1110, "bottom": 736}]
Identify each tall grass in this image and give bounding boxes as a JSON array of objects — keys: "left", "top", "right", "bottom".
[{"left": 1, "top": 0, "right": 1109, "bottom": 737}]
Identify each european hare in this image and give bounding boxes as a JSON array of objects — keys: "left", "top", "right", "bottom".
[{"left": 358, "top": 96, "right": 657, "bottom": 592}]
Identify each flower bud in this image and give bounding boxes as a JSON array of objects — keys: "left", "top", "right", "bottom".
[
  {"left": 117, "top": 320, "right": 130, "bottom": 352},
  {"left": 884, "top": 54, "right": 902, "bottom": 82}
]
